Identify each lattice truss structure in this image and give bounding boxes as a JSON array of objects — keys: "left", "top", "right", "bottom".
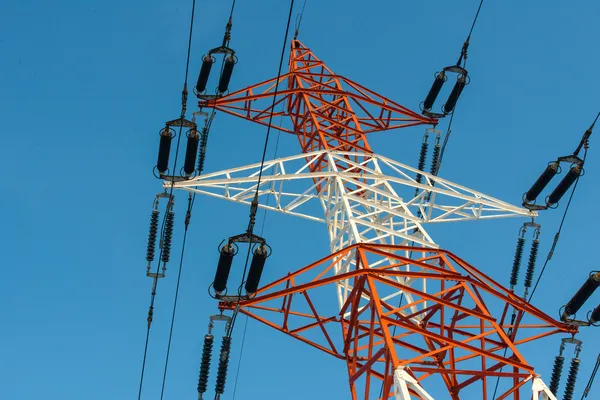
[
  {"left": 172, "top": 150, "right": 534, "bottom": 309},
  {"left": 168, "top": 40, "right": 573, "bottom": 399},
  {"left": 217, "top": 244, "right": 575, "bottom": 400}
]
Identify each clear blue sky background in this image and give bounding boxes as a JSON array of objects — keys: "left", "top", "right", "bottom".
[{"left": 2, "top": 1, "right": 599, "bottom": 399}]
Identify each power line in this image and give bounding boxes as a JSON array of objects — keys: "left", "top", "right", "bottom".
[
  {"left": 137, "top": 0, "right": 198, "bottom": 397},
  {"left": 159, "top": 195, "right": 194, "bottom": 400},
  {"left": 467, "top": 0, "right": 485, "bottom": 39},
  {"left": 221, "top": 0, "right": 296, "bottom": 353}
]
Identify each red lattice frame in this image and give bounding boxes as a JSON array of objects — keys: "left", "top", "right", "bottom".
[
  {"left": 199, "top": 40, "right": 436, "bottom": 174},
  {"left": 219, "top": 244, "right": 576, "bottom": 400}
]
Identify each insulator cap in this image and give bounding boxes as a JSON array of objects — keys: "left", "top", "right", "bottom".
[
  {"left": 196, "top": 55, "right": 214, "bottom": 94},
  {"left": 525, "top": 162, "right": 559, "bottom": 203},
  {"left": 218, "top": 55, "right": 235, "bottom": 94},
  {"left": 213, "top": 244, "right": 235, "bottom": 295},
  {"left": 423, "top": 72, "right": 446, "bottom": 111},
  {"left": 157, "top": 128, "right": 173, "bottom": 174},
  {"left": 563, "top": 272, "right": 600, "bottom": 319},
  {"left": 443, "top": 74, "right": 467, "bottom": 114},
  {"left": 245, "top": 245, "right": 268, "bottom": 295},
  {"left": 547, "top": 165, "right": 581, "bottom": 207},
  {"left": 183, "top": 130, "right": 200, "bottom": 176}
]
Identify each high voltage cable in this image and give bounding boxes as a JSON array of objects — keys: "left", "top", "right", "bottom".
[
  {"left": 159, "top": 195, "right": 193, "bottom": 400},
  {"left": 221, "top": 0, "right": 296, "bottom": 354},
  {"left": 231, "top": 103, "right": 286, "bottom": 400},
  {"left": 136, "top": 0, "right": 198, "bottom": 398},
  {"left": 159, "top": 0, "right": 244, "bottom": 395},
  {"left": 468, "top": 0, "right": 485, "bottom": 39}
]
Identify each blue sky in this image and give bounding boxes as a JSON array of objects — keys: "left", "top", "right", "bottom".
[{"left": 1, "top": 0, "right": 599, "bottom": 399}]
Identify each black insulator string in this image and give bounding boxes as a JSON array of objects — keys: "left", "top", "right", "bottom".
[
  {"left": 528, "top": 148, "right": 587, "bottom": 303},
  {"left": 137, "top": 0, "right": 198, "bottom": 397}
]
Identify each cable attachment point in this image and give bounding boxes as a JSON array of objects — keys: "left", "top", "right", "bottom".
[
  {"left": 182, "top": 82, "right": 188, "bottom": 116},
  {"left": 574, "top": 111, "right": 598, "bottom": 156},
  {"left": 456, "top": 36, "right": 470, "bottom": 68},
  {"left": 248, "top": 193, "right": 259, "bottom": 234},
  {"left": 222, "top": 16, "right": 232, "bottom": 48}
]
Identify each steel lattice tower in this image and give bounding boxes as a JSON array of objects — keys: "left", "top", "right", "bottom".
[{"left": 170, "top": 41, "right": 575, "bottom": 399}]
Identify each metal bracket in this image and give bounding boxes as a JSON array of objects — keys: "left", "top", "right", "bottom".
[
  {"left": 557, "top": 155, "right": 584, "bottom": 166},
  {"left": 165, "top": 117, "right": 196, "bottom": 129},
  {"left": 443, "top": 65, "right": 468, "bottom": 75},
  {"left": 228, "top": 232, "right": 266, "bottom": 245}
]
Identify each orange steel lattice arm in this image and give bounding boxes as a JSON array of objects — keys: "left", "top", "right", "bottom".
[
  {"left": 219, "top": 244, "right": 576, "bottom": 400},
  {"left": 199, "top": 40, "right": 436, "bottom": 159}
]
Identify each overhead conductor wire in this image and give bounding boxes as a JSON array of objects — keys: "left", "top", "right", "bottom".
[
  {"left": 231, "top": 3, "right": 307, "bottom": 392},
  {"left": 225, "top": 0, "right": 295, "bottom": 340},
  {"left": 159, "top": 0, "right": 246, "bottom": 398},
  {"left": 231, "top": 93, "right": 287, "bottom": 400},
  {"left": 137, "top": 0, "right": 198, "bottom": 398},
  {"left": 218, "top": 3, "right": 296, "bottom": 400}
]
